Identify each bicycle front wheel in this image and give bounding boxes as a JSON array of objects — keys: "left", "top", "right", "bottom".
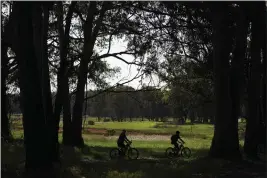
[
  {"left": 181, "top": 147, "right": 191, "bottom": 158},
  {"left": 110, "top": 148, "right": 120, "bottom": 160},
  {"left": 128, "top": 148, "right": 139, "bottom": 160}
]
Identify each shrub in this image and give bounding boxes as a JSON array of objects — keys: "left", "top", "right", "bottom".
[
  {"left": 160, "top": 117, "right": 168, "bottom": 122},
  {"left": 153, "top": 123, "right": 169, "bottom": 128},
  {"left": 103, "top": 118, "right": 110, "bottom": 122},
  {"left": 88, "top": 121, "right": 95, "bottom": 125},
  {"left": 106, "top": 129, "right": 116, "bottom": 136}
]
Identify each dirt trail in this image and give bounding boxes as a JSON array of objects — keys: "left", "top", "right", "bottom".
[{"left": 84, "top": 128, "right": 171, "bottom": 136}]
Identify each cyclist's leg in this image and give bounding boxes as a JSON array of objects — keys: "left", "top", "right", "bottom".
[
  {"left": 174, "top": 143, "right": 179, "bottom": 152},
  {"left": 117, "top": 142, "right": 123, "bottom": 152},
  {"left": 121, "top": 143, "right": 126, "bottom": 155}
]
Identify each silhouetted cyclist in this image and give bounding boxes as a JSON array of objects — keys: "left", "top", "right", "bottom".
[
  {"left": 171, "top": 131, "right": 185, "bottom": 152},
  {"left": 117, "top": 129, "right": 130, "bottom": 154}
]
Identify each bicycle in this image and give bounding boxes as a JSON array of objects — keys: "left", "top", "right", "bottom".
[
  {"left": 165, "top": 142, "right": 191, "bottom": 159},
  {"left": 109, "top": 141, "right": 139, "bottom": 160}
]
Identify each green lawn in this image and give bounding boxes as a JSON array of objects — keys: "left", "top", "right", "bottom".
[
  {"left": 3, "top": 118, "right": 254, "bottom": 178},
  {"left": 81, "top": 121, "right": 215, "bottom": 141},
  {"left": 9, "top": 120, "right": 246, "bottom": 160}
]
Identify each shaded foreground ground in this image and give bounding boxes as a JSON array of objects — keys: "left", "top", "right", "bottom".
[
  {"left": 2, "top": 139, "right": 266, "bottom": 178},
  {"left": 4, "top": 121, "right": 263, "bottom": 177}
]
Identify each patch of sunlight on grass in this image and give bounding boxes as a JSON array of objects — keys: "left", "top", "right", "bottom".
[
  {"left": 90, "top": 121, "right": 158, "bottom": 130},
  {"left": 85, "top": 121, "right": 215, "bottom": 137}
]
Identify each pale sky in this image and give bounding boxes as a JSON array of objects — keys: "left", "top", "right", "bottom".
[{"left": 92, "top": 38, "right": 162, "bottom": 90}]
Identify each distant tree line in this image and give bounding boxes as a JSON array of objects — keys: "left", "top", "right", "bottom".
[{"left": 7, "top": 84, "right": 250, "bottom": 125}]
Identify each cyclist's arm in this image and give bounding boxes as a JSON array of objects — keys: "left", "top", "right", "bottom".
[
  {"left": 179, "top": 138, "right": 185, "bottom": 144},
  {"left": 125, "top": 136, "right": 130, "bottom": 143}
]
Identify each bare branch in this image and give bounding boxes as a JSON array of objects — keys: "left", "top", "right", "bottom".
[
  {"left": 113, "top": 55, "right": 142, "bottom": 66},
  {"left": 93, "top": 50, "right": 143, "bottom": 66},
  {"left": 107, "top": 31, "right": 114, "bottom": 54},
  {"left": 48, "top": 60, "right": 59, "bottom": 69},
  {"left": 106, "top": 88, "right": 161, "bottom": 93}
]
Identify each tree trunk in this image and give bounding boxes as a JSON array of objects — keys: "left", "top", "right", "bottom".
[
  {"left": 54, "top": 1, "right": 77, "bottom": 146},
  {"left": 261, "top": 3, "right": 266, "bottom": 150},
  {"left": 261, "top": 3, "right": 266, "bottom": 131},
  {"left": 244, "top": 4, "right": 266, "bottom": 158},
  {"left": 229, "top": 3, "right": 249, "bottom": 156},
  {"left": 209, "top": 3, "right": 241, "bottom": 159},
  {"left": 14, "top": 2, "right": 54, "bottom": 173},
  {"left": 72, "top": 2, "right": 109, "bottom": 147},
  {"left": 42, "top": 4, "right": 59, "bottom": 163},
  {"left": 62, "top": 84, "right": 73, "bottom": 145},
  {"left": 31, "top": 2, "right": 58, "bottom": 164}
]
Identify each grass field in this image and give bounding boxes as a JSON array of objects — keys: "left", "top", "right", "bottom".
[{"left": 3, "top": 118, "right": 265, "bottom": 178}]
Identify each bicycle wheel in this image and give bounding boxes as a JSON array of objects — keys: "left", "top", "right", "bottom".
[
  {"left": 165, "top": 147, "right": 175, "bottom": 159},
  {"left": 110, "top": 148, "right": 120, "bottom": 160},
  {"left": 181, "top": 147, "right": 191, "bottom": 158},
  {"left": 128, "top": 148, "right": 139, "bottom": 160}
]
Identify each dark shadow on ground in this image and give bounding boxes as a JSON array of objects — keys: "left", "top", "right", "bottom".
[
  {"left": 79, "top": 145, "right": 209, "bottom": 160},
  {"left": 2, "top": 139, "right": 266, "bottom": 178}
]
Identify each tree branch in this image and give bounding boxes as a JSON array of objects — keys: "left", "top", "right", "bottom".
[
  {"left": 95, "top": 51, "right": 135, "bottom": 59},
  {"left": 113, "top": 55, "right": 142, "bottom": 66},
  {"left": 48, "top": 60, "right": 59, "bottom": 69}
]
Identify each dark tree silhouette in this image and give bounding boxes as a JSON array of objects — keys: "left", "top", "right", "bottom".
[
  {"left": 13, "top": 2, "right": 57, "bottom": 175},
  {"left": 54, "top": 1, "right": 77, "bottom": 146},
  {"left": 244, "top": 3, "right": 266, "bottom": 158},
  {"left": 209, "top": 2, "right": 241, "bottom": 159}
]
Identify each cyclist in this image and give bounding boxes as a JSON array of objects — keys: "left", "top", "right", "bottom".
[
  {"left": 117, "top": 129, "right": 131, "bottom": 154},
  {"left": 171, "top": 131, "right": 185, "bottom": 152}
]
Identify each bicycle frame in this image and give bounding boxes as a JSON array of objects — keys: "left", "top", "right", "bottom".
[
  {"left": 173, "top": 143, "right": 184, "bottom": 154},
  {"left": 119, "top": 141, "right": 132, "bottom": 154}
]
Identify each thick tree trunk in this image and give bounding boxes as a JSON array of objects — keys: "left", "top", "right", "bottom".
[
  {"left": 209, "top": 3, "right": 241, "bottom": 159},
  {"left": 244, "top": 4, "right": 266, "bottom": 158},
  {"left": 261, "top": 4, "right": 266, "bottom": 132},
  {"left": 43, "top": 4, "right": 59, "bottom": 163},
  {"left": 229, "top": 3, "right": 249, "bottom": 156},
  {"left": 14, "top": 2, "right": 54, "bottom": 173},
  {"left": 261, "top": 4, "right": 266, "bottom": 150},
  {"left": 31, "top": 2, "right": 58, "bottom": 164}
]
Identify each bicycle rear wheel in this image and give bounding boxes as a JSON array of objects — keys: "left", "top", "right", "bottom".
[
  {"left": 128, "top": 148, "right": 139, "bottom": 160},
  {"left": 165, "top": 147, "right": 175, "bottom": 159},
  {"left": 181, "top": 147, "right": 191, "bottom": 158},
  {"left": 110, "top": 148, "right": 120, "bottom": 160}
]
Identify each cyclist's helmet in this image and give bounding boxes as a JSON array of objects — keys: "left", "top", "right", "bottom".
[{"left": 176, "top": 131, "right": 180, "bottom": 135}]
